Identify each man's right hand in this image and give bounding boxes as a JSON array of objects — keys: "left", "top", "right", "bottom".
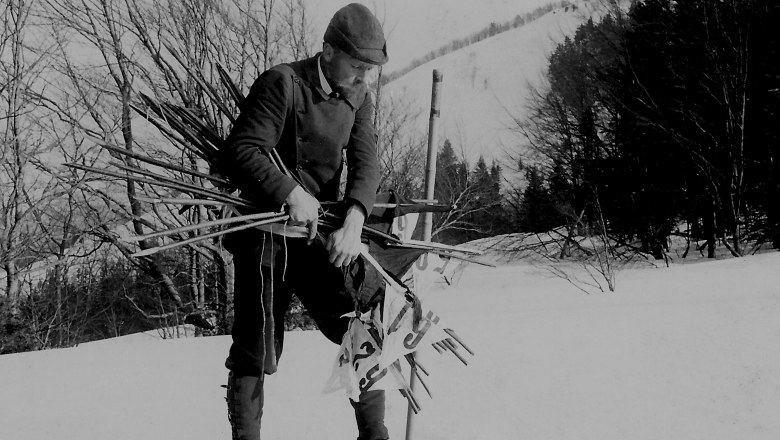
[{"left": 284, "top": 185, "right": 320, "bottom": 244}]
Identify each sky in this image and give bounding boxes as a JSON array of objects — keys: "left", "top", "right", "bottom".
[
  {"left": 304, "top": 0, "right": 564, "bottom": 73},
  {"left": 375, "top": 1, "right": 598, "bottom": 170}
]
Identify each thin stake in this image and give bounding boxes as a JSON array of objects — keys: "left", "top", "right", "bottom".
[
  {"left": 405, "top": 353, "right": 430, "bottom": 377},
  {"left": 216, "top": 62, "right": 245, "bottom": 106},
  {"left": 162, "top": 41, "right": 235, "bottom": 123},
  {"left": 92, "top": 139, "right": 230, "bottom": 186},
  {"left": 138, "top": 95, "right": 219, "bottom": 158},
  {"left": 442, "top": 339, "right": 469, "bottom": 366},
  {"left": 132, "top": 215, "right": 288, "bottom": 258},
  {"left": 393, "top": 363, "right": 421, "bottom": 414},
  {"left": 130, "top": 212, "right": 286, "bottom": 242},
  {"left": 66, "top": 163, "right": 249, "bottom": 207},
  {"left": 359, "top": 249, "right": 407, "bottom": 294},
  {"left": 130, "top": 104, "right": 206, "bottom": 159},
  {"left": 444, "top": 328, "right": 474, "bottom": 356},
  {"left": 394, "top": 240, "right": 483, "bottom": 255},
  {"left": 407, "top": 69, "right": 444, "bottom": 440},
  {"left": 405, "top": 356, "right": 433, "bottom": 399},
  {"left": 109, "top": 162, "right": 221, "bottom": 194},
  {"left": 167, "top": 103, "right": 224, "bottom": 147},
  {"left": 134, "top": 196, "right": 233, "bottom": 207}
]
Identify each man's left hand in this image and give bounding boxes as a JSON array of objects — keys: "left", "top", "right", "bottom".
[{"left": 325, "top": 204, "right": 367, "bottom": 267}]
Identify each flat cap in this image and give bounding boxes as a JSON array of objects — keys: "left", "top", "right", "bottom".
[{"left": 324, "top": 3, "right": 388, "bottom": 65}]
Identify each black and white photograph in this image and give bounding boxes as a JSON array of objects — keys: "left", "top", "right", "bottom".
[{"left": 1, "top": 0, "right": 779, "bottom": 439}]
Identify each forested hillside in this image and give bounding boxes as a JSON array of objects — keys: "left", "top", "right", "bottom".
[{"left": 515, "top": 0, "right": 780, "bottom": 259}]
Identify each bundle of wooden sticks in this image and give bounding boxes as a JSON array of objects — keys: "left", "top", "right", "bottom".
[{"left": 66, "top": 52, "right": 480, "bottom": 409}]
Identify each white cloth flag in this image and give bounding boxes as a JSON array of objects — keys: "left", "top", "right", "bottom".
[
  {"left": 323, "top": 212, "right": 472, "bottom": 401},
  {"left": 392, "top": 212, "right": 419, "bottom": 241},
  {"left": 322, "top": 309, "right": 395, "bottom": 400},
  {"left": 323, "top": 280, "right": 452, "bottom": 400}
]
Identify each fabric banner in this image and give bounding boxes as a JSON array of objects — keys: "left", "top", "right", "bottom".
[
  {"left": 323, "top": 280, "right": 451, "bottom": 400},
  {"left": 391, "top": 212, "right": 419, "bottom": 241},
  {"left": 322, "top": 309, "right": 397, "bottom": 400},
  {"left": 324, "top": 211, "right": 473, "bottom": 401},
  {"left": 391, "top": 211, "right": 467, "bottom": 292},
  {"left": 375, "top": 280, "right": 449, "bottom": 369}
]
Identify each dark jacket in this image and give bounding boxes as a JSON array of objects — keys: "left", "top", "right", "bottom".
[{"left": 220, "top": 54, "right": 380, "bottom": 216}]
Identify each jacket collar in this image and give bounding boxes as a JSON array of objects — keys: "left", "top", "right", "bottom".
[
  {"left": 303, "top": 53, "right": 361, "bottom": 109},
  {"left": 317, "top": 55, "right": 333, "bottom": 95}
]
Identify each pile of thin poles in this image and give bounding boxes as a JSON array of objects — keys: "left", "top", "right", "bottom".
[{"left": 66, "top": 49, "right": 478, "bottom": 409}]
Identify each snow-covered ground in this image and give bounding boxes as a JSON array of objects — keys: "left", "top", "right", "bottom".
[{"left": 2, "top": 250, "right": 779, "bottom": 440}]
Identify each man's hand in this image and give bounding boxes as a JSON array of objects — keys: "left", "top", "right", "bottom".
[
  {"left": 285, "top": 185, "right": 320, "bottom": 244},
  {"left": 326, "top": 204, "right": 367, "bottom": 267}
]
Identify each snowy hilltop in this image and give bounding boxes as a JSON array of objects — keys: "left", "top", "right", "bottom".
[
  {"left": 2, "top": 250, "right": 779, "bottom": 439},
  {"left": 383, "top": 1, "right": 599, "bottom": 165}
]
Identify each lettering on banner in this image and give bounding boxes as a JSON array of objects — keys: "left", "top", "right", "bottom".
[
  {"left": 434, "top": 256, "right": 451, "bottom": 274},
  {"left": 415, "top": 254, "right": 451, "bottom": 274},
  {"left": 403, "top": 310, "right": 440, "bottom": 350},
  {"left": 386, "top": 301, "right": 411, "bottom": 335},
  {"left": 353, "top": 341, "right": 376, "bottom": 371},
  {"left": 401, "top": 269, "right": 414, "bottom": 288},
  {"left": 393, "top": 213, "right": 419, "bottom": 242},
  {"left": 359, "top": 364, "right": 388, "bottom": 393},
  {"left": 395, "top": 215, "right": 407, "bottom": 235},
  {"left": 338, "top": 347, "right": 351, "bottom": 368}
]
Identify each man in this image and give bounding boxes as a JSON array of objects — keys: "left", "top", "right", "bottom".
[{"left": 219, "top": 3, "right": 389, "bottom": 440}]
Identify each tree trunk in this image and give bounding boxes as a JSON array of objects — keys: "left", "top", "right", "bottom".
[
  {"left": 705, "top": 203, "right": 717, "bottom": 258},
  {"left": 4, "top": 263, "right": 19, "bottom": 301}
]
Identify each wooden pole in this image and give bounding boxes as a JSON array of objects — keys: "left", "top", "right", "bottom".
[
  {"left": 421, "top": 70, "right": 444, "bottom": 241},
  {"left": 405, "top": 69, "right": 443, "bottom": 440}
]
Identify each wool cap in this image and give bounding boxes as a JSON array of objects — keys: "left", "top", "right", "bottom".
[{"left": 324, "top": 3, "right": 388, "bottom": 65}]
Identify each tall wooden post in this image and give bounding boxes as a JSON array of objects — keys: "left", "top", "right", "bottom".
[
  {"left": 421, "top": 70, "right": 444, "bottom": 241},
  {"left": 405, "top": 69, "right": 443, "bottom": 440}
]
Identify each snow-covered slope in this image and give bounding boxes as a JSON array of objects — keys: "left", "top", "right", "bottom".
[
  {"left": 2, "top": 251, "right": 780, "bottom": 440},
  {"left": 383, "top": 1, "right": 599, "bottom": 167}
]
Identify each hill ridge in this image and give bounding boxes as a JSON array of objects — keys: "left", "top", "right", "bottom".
[
  {"left": 382, "top": 0, "right": 587, "bottom": 85},
  {"left": 382, "top": 0, "right": 602, "bottom": 166}
]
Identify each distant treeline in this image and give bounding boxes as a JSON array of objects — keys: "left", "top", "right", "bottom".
[
  {"left": 381, "top": 0, "right": 578, "bottom": 85},
  {"left": 512, "top": 0, "right": 780, "bottom": 258}
]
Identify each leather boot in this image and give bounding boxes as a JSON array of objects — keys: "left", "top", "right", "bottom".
[
  {"left": 226, "top": 372, "right": 264, "bottom": 440},
  {"left": 350, "top": 390, "right": 389, "bottom": 440}
]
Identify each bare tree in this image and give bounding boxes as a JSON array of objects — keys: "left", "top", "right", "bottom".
[
  {"left": 36, "top": 0, "right": 317, "bottom": 335},
  {"left": 280, "top": 0, "right": 314, "bottom": 61},
  {"left": 0, "top": 0, "right": 64, "bottom": 300},
  {"left": 38, "top": 0, "right": 217, "bottom": 330},
  {"left": 373, "top": 94, "right": 426, "bottom": 198}
]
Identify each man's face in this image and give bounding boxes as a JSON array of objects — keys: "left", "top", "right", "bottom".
[{"left": 322, "top": 43, "right": 376, "bottom": 96}]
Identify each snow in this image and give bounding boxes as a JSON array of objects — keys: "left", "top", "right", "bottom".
[{"left": 2, "top": 250, "right": 780, "bottom": 440}]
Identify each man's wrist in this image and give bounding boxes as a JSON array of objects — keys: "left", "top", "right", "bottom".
[{"left": 342, "top": 204, "right": 366, "bottom": 231}]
